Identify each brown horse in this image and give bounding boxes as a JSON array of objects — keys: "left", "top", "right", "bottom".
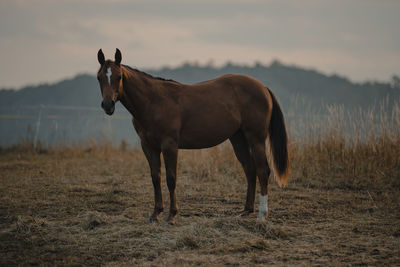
[{"left": 97, "top": 48, "right": 289, "bottom": 225}]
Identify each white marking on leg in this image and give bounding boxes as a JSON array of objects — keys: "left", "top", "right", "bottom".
[
  {"left": 106, "top": 67, "right": 112, "bottom": 85},
  {"left": 258, "top": 194, "right": 268, "bottom": 220}
]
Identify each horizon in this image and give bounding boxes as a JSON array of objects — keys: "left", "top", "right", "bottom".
[
  {"left": 1, "top": 59, "right": 394, "bottom": 91},
  {"left": 1, "top": 1, "right": 399, "bottom": 89}
]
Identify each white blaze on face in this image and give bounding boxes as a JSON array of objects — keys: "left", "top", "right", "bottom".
[
  {"left": 106, "top": 67, "right": 112, "bottom": 85},
  {"left": 258, "top": 194, "right": 268, "bottom": 220}
]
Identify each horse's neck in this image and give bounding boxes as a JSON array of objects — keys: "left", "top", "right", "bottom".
[{"left": 120, "top": 67, "right": 158, "bottom": 120}]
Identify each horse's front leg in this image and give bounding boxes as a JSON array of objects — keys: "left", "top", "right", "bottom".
[
  {"left": 161, "top": 139, "right": 178, "bottom": 225},
  {"left": 141, "top": 142, "right": 163, "bottom": 223}
]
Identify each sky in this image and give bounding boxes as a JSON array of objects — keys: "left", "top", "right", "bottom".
[{"left": 0, "top": 0, "right": 399, "bottom": 89}]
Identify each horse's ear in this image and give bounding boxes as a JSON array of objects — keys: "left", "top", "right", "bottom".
[
  {"left": 98, "top": 49, "right": 105, "bottom": 65},
  {"left": 115, "top": 48, "right": 122, "bottom": 66}
]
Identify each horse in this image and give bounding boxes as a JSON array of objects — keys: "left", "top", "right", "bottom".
[{"left": 96, "top": 48, "right": 289, "bottom": 225}]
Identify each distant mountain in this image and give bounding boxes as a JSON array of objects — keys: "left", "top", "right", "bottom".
[
  {"left": 149, "top": 61, "right": 400, "bottom": 113},
  {"left": 0, "top": 74, "right": 100, "bottom": 108},
  {"left": 1, "top": 61, "right": 398, "bottom": 114}
]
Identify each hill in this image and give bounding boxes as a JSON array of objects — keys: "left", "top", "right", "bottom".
[
  {"left": 150, "top": 61, "right": 400, "bottom": 113},
  {"left": 0, "top": 74, "right": 100, "bottom": 108},
  {"left": 1, "top": 61, "right": 399, "bottom": 112}
]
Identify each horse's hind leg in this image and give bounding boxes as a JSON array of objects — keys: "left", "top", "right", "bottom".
[
  {"left": 246, "top": 136, "right": 271, "bottom": 220},
  {"left": 229, "top": 130, "right": 257, "bottom": 215}
]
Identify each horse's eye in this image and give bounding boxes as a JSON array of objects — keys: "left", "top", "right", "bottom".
[
  {"left": 117, "top": 75, "right": 121, "bottom": 80},
  {"left": 97, "top": 75, "right": 100, "bottom": 81}
]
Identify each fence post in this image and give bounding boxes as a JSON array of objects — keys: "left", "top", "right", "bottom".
[{"left": 33, "top": 105, "right": 43, "bottom": 149}]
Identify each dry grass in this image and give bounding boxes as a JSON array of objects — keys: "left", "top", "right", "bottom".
[
  {"left": 1, "top": 105, "right": 400, "bottom": 266},
  {"left": 288, "top": 103, "right": 400, "bottom": 190}
]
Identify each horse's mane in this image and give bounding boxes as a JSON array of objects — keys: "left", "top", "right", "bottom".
[{"left": 122, "top": 65, "right": 176, "bottom": 83}]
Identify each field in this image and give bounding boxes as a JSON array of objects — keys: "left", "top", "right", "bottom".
[{"left": 1, "top": 106, "right": 400, "bottom": 266}]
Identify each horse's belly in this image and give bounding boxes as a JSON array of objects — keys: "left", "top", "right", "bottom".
[
  {"left": 178, "top": 112, "right": 240, "bottom": 149},
  {"left": 178, "top": 133, "right": 229, "bottom": 149}
]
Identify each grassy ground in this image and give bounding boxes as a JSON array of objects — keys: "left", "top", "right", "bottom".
[{"left": 0, "top": 140, "right": 399, "bottom": 266}]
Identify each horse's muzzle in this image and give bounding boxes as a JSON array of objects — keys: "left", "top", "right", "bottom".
[{"left": 101, "top": 100, "right": 115, "bottom": 115}]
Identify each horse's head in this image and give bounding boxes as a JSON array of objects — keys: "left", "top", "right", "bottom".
[{"left": 97, "top": 48, "right": 123, "bottom": 115}]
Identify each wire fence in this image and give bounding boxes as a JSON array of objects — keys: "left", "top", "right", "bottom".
[
  {"left": 1, "top": 104, "right": 397, "bottom": 148},
  {"left": 0, "top": 104, "right": 139, "bottom": 147}
]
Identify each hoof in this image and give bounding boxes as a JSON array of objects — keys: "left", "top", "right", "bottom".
[
  {"left": 256, "top": 217, "right": 266, "bottom": 222},
  {"left": 257, "top": 212, "right": 268, "bottom": 222},
  {"left": 163, "top": 221, "right": 174, "bottom": 226},
  {"left": 146, "top": 217, "right": 158, "bottom": 224},
  {"left": 240, "top": 210, "right": 253, "bottom": 217}
]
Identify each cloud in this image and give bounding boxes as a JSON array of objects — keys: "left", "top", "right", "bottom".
[{"left": 0, "top": 0, "right": 399, "bottom": 88}]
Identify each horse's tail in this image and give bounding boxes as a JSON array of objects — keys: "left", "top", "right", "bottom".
[{"left": 267, "top": 88, "right": 290, "bottom": 187}]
